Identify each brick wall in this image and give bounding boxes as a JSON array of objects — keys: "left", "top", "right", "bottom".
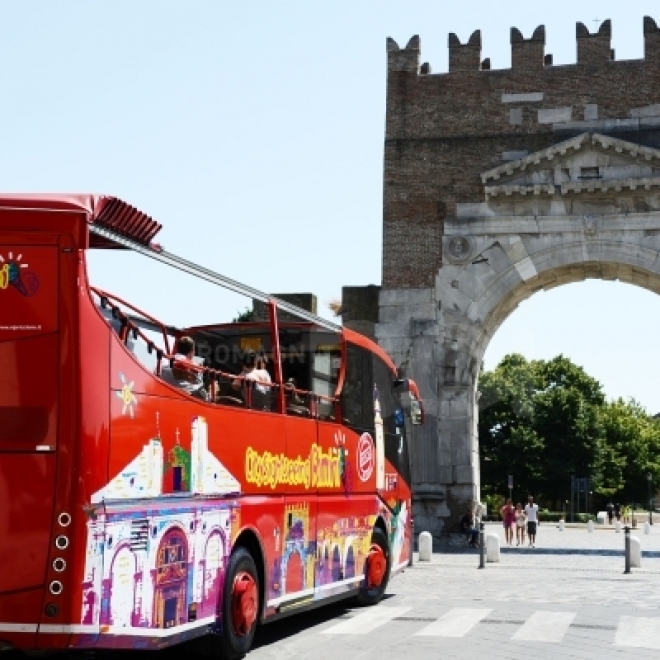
[
  {"left": 340, "top": 285, "right": 381, "bottom": 339},
  {"left": 383, "top": 16, "right": 660, "bottom": 288}
]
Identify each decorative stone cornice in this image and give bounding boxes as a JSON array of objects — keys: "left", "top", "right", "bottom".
[
  {"left": 561, "top": 176, "right": 660, "bottom": 194},
  {"left": 485, "top": 177, "right": 660, "bottom": 199},
  {"left": 591, "top": 133, "right": 660, "bottom": 160},
  {"left": 481, "top": 132, "right": 660, "bottom": 184},
  {"left": 481, "top": 133, "right": 588, "bottom": 182},
  {"left": 485, "top": 183, "right": 555, "bottom": 198}
]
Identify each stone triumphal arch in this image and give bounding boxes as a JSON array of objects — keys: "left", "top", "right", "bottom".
[{"left": 372, "top": 17, "right": 660, "bottom": 539}]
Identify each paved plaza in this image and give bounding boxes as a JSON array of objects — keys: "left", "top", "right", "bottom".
[
  {"left": 6, "top": 522, "right": 660, "bottom": 660},
  {"left": 246, "top": 522, "right": 660, "bottom": 659}
]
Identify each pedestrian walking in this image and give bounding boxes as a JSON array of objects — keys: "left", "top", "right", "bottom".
[
  {"left": 515, "top": 503, "right": 526, "bottom": 547},
  {"left": 460, "top": 508, "right": 479, "bottom": 547},
  {"left": 614, "top": 502, "right": 621, "bottom": 522},
  {"left": 500, "top": 498, "right": 516, "bottom": 546},
  {"left": 525, "top": 495, "right": 539, "bottom": 548},
  {"left": 606, "top": 501, "right": 614, "bottom": 525}
]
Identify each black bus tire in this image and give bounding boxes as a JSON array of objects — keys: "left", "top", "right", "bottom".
[
  {"left": 218, "top": 547, "right": 260, "bottom": 660},
  {"left": 356, "top": 527, "right": 390, "bottom": 606}
]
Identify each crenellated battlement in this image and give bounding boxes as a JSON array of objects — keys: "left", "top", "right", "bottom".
[
  {"left": 511, "top": 25, "right": 545, "bottom": 70},
  {"left": 448, "top": 30, "right": 481, "bottom": 72},
  {"left": 387, "top": 16, "right": 660, "bottom": 73}
]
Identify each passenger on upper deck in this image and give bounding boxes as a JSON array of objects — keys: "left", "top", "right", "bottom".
[
  {"left": 232, "top": 351, "right": 272, "bottom": 410},
  {"left": 253, "top": 355, "right": 272, "bottom": 394},
  {"left": 232, "top": 351, "right": 258, "bottom": 392},
  {"left": 172, "top": 336, "right": 208, "bottom": 401}
]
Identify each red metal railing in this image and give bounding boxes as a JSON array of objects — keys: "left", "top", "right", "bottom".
[{"left": 89, "top": 288, "right": 339, "bottom": 417}]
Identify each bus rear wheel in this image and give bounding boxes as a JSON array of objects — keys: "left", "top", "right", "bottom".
[
  {"left": 356, "top": 527, "right": 390, "bottom": 606},
  {"left": 219, "top": 547, "right": 260, "bottom": 659}
]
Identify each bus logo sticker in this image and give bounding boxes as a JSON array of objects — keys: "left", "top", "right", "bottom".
[
  {"left": 357, "top": 433, "right": 374, "bottom": 482},
  {"left": 0, "top": 252, "right": 40, "bottom": 297},
  {"left": 116, "top": 372, "right": 138, "bottom": 418}
]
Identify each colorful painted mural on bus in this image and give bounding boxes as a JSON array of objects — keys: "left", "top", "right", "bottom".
[
  {"left": 81, "top": 415, "right": 240, "bottom": 629},
  {"left": 81, "top": 500, "right": 236, "bottom": 629}
]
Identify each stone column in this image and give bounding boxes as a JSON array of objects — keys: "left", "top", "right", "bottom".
[
  {"left": 377, "top": 284, "right": 482, "bottom": 541},
  {"left": 378, "top": 288, "right": 453, "bottom": 541}
]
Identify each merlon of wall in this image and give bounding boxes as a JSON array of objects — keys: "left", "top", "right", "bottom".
[
  {"left": 511, "top": 25, "right": 545, "bottom": 70},
  {"left": 576, "top": 20, "right": 612, "bottom": 65},
  {"left": 386, "top": 17, "right": 659, "bottom": 74},
  {"left": 645, "top": 16, "right": 660, "bottom": 62},
  {"left": 448, "top": 30, "right": 481, "bottom": 72},
  {"left": 387, "top": 35, "right": 420, "bottom": 72}
]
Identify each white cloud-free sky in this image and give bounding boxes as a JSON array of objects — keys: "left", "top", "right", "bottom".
[{"left": 2, "top": 1, "right": 660, "bottom": 411}]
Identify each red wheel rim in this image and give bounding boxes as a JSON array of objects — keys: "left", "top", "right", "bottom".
[
  {"left": 366, "top": 543, "right": 387, "bottom": 588},
  {"left": 231, "top": 570, "right": 258, "bottom": 636}
]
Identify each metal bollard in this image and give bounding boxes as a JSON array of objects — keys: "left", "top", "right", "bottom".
[
  {"left": 478, "top": 521, "right": 485, "bottom": 569},
  {"left": 624, "top": 525, "right": 631, "bottom": 574},
  {"left": 408, "top": 518, "right": 414, "bottom": 567}
]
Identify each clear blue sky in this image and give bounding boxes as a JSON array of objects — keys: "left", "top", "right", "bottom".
[{"left": 2, "top": 1, "right": 660, "bottom": 411}]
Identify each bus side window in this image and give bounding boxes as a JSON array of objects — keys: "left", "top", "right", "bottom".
[
  {"left": 340, "top": 344, "right": 373, "bottom": 432},
  {"left": 373, "top": 354, "right": 411, "bottom": 488},
  {"left": 372, "top": 356, "right": 399, "bottom": 434},
  {"left": 311, "top": 333, "right": 341, "bottom": 420},
  {"left": 97, "top": 303, "right": 136, "bottom": 354}
]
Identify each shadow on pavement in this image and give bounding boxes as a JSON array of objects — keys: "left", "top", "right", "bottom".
[
  {"left": 253, "top": 592, "right": 396, "bottom": 649},
  {"left": 1, "top": 596, "right": 396, "bottom": 660}
]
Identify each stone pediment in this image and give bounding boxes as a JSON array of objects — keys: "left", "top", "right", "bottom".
[{"left": 481, "top": 133, "right": 660, "bottom": 199}]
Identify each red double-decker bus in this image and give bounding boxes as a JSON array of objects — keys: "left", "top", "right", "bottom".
[{"left": 0, "top": 194, "right": 424, "bottom": 659}]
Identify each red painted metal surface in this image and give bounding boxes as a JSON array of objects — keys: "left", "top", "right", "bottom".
[
  {"left": 366, "top": 544, "right": 387, "bottom": 588},
  {"left": 268, "top": 298, "right": 285, "bottom": 414},
  {"left": 0, "top": 195, "right": 416, "bottom": 654},
  {"left": 0, "top": 453, "right": 56, "bottom": 592},
  {"left": 0, "top": 194, "right": 161, "bottom": 249},
  {"left": 343, "top": 327, "right": 398, "bottom": 375},
  {"left": 231, "top": 572, "right": 258, "bottom": 636}
]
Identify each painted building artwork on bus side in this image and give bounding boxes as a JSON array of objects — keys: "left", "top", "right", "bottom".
[{"left": 78, "top": 361, "right": 404, "bottom": 635}]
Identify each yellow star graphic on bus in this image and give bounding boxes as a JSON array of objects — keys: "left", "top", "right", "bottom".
[{"left": 116, "top": 372, "right": 137, "bottom": 418}]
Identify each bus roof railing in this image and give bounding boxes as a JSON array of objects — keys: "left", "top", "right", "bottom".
[{"left": 88, "top": 223, "right": 342, "bottom": 333}]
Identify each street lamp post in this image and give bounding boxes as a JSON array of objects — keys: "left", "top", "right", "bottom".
[{"left": 648, "top": 473, "right": 654, "bottom": 525}]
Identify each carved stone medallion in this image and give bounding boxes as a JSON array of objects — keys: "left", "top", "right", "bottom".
[{"left": 444, "top": 235, "right": 474, "bottom": 263}]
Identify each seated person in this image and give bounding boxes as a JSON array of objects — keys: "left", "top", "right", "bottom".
[
  {"left": 232, "top": 352, "right": 273, "bottom": 410},
  {"left": 284, "top": 377, "right": 309, "bottom": 416},
  {"left": 253, "top": 355, "right": 272, "bottom": 394},
  {"left": 460, "top": 509, "right": 479, "bottom": 547},
  {"left": 232, "top": 351, "right": 257, "bottom": 391},
  {"left": 172, "top": 336, "right": 208, "bottom": 401}
]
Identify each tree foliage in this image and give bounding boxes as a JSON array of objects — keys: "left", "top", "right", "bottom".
[
  {"left": 479, "top": 354, "right": 660, "bottom": 508},
  {"left": 232, "top": 307, "right": 254, "bottom": 323}
]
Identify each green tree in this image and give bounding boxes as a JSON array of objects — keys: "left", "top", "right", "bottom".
[
  {"left": 479, "top": 354, "right": 544, "bottom": 501},
  {"left": 479, "top": 354, "right": 606, "bottom": 506},
  {"left": 232, "top": 306, "right": 254, "bottom": 322},
  {"left": 532, "top": 356, "right": 605, "bottom": 503},
  {"left": 599, "top": 399, "right": 660, "bottom": 505}
]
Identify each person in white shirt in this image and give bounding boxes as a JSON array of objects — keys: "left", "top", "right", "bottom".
[
  {"left": 172, "top": 336, "right": 208, "bottom": 401},
  {"left": 232, "top": 351, "right": 272, "bottom": 410},
  {"left": 525, "top": 495, "right": 539, "bottom": 547},
  {"left": 253, "top": 355, "right": 272, "bottom": 395},
  {"left": 232, "top": 351, "right": 257, "bottom": 393}
]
